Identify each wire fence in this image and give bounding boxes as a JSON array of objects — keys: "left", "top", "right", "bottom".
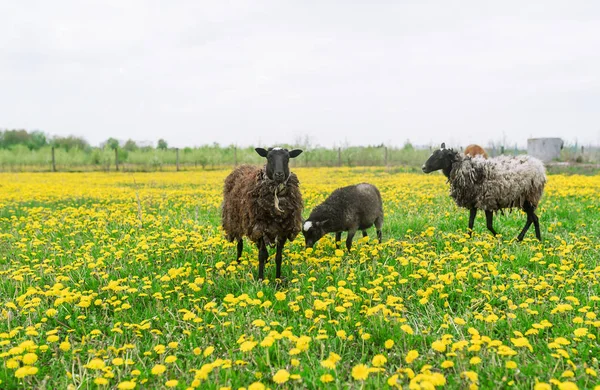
[{"left": 0, "top": 144, "right": 598, "bottom": 172}]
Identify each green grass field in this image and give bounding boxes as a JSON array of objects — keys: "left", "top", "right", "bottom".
[{"left": 0, "top": 168, "right": 599, "bottom": 389}]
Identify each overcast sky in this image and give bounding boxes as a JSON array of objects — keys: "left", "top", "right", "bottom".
[{"left": 1, "top": 1, "right": 599, "bottom": 148}]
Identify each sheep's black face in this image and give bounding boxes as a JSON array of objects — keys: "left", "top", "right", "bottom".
[
  {"left": 256, "top": 147, "right": 303, "bottom": 183},
  {"left": 422, "top": 143, "right": 454, "bottom": 173},
  {"left": 302, "top": 220, "right": 326, "bottom": 248}
]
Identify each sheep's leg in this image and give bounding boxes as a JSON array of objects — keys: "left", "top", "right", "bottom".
[
  {"left": 468, "top": 208, "right": 477, "bottom": 237},
  {"left": 532, "top": 213, "right": 541, "bottom": 241},
  {"left": 375, "top": 216, "right": 383, "bottom": 243},
  {"left": 517, "top": 210, "right": 534, "bottom": 242},
  {"left": 335, "top": 232, "right": 342, "bottom": 248},
  {"left": 257, "top": 239, "right": 268, "bottom": 280},
  {"left": 485, "top": 210, "right": 498, "bottom": 237},
  {"left": 236, "top": 239, "right": 243, "bottom": 262},
  {"left": 275, "top": 239, "right": 286, "bottom": 280},
  {"left": 520, "top": 202, "right": 542, "bottom": 241},
  {"left": 346, "top": 229, "right": 357, "bottom": 251}
]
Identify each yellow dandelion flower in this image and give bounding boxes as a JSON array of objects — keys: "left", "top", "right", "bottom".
[
  {"left": 454, "top": 317, "right": 466, "bottom": 325},
  {"left": 405, "top": 350, "right": 419, "bottom": 364},
  {"left": 14, "top": 366, "right": 38, "bottom": 378},
  {"left": 461, "top": 371, "right": 478, "bottom": 383},
  {"left": 372, "top": 354, "right": 387, "bottom": 367},
  {"left": 248, "top": 382, "right": 265, "bottom": 390},
  {"left": 273, "top": 369, "right": 290, "bottom": 384},
  {"left": 117, "top": 381, "right": 136, "bottom": 389},
  {"left": 558, "top": 382, "right": 578, "bottom": 390},
  {"left": 85, "top": 359, "right": 106, "bottom": 370},
  {"left": 240, "top": 341, "right": 257, "bottom": 352},
  {"left": 470, "top": 357, "right": 481, "bottom": 365},
  {"left": 22, "top": 353, "right": 38, "bottom": 365},
  {"left": 165, "top": 355, "right": 177, "bottom": 363},
  {"left": 432, "top": 340, "right": 447, "bottom": 352},
  {"left": 151, "top": 364, "right": 167, "bottom": 375},
  {"left": 401, "top": 324, "right": 414, "bottom": 334},
  {"left": 94, "top": 377, "right": 109, "bottom": 385},
  {"left": 351, "top": 364, "right": 369, "bottom": 381},
  {"left": 275, "top": 292, "right": 286, "bottom": 301}
]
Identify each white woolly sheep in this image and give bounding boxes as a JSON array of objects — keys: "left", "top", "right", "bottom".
[{"left": 422, "top": 143, "right": 546, "bottom": 241}]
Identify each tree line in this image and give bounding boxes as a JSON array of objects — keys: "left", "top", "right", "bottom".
[{"left": 0, "top": 129, "right": 169, "bottom": 152}]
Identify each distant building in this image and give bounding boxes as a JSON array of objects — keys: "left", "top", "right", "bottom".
[{"left": 527, "top": 138, "right": 563, "bottom": 162}]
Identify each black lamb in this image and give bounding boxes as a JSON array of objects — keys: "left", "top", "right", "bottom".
[{"left": 302, "top": 183, "right": 383, "bottom": 251}]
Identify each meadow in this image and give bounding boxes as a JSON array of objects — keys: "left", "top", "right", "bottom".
[{"left": 0, "top": 168, "right": 599, "bottom": 389}]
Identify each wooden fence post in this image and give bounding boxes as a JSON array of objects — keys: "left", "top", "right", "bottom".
[
  {"left": 234, "top": 146, "right": 238, "bottom": 166},
  {"left": 384, "top": 147, "right": 388, "bottom": 166},
  {"left": 115, "top": 149, "right": 119, "bottom": 171},
  {"left": 51, "top": 147, "right": 56, "bottom": 172},
  {"left": 338, "top": 148, "right": 341, "bottom": 167},
  {"left": 176, "top": 148, "right": 180, "bottom": 171}
]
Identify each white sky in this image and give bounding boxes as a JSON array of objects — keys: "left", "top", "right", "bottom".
[{"left": 1, "top": 1, "right": 599, "bottom": 148}]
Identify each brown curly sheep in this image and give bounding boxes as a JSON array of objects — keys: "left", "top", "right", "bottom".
[{"left": 222, "top": 147, "right": 303, "bottom": 280}]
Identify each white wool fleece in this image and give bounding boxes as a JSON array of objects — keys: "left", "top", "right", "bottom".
[{"left": 450, "top": 154, "right": 547, "bottom": 211}]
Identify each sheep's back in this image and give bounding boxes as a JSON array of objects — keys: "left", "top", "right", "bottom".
[
  {"left": 450, "top": 155, "right": 546, "bottom": 211},
  {"left": 314, "top": 183, "right": 383, "bottom": 230},
  {"left": 222, "top": 165, "right": 260, "bottom": 242}
]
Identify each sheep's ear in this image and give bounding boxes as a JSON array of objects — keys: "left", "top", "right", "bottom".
[
  {"left": 255, "top": 148, "right": 268, "bottom": 158},
  {"left": 289, "top": 149, "right": 303, "bottom": 158},
  {"left": 316, "top": 220, "right": 328, "bottom": 227},
  {"left": 441, "top": 143, "right": 446, "bottom": 149}
]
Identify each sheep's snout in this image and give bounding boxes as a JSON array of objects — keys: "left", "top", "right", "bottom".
[
  {"left": 421, "top": 165, "right": 429, "bottom": 173},
  {"left": 273, "top": 172, "right": 285, "bottom": 182}
]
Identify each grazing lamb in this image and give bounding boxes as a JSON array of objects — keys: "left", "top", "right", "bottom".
[
  {"left": 222, "top": 147, "right": 303, "bottom": 280},
  {"left": 422, "top": 143, "right": 546, "bottom": 241},
  {"left": 464, "top": 144, "right": 488, "bottom": 159},
  {"left": 302, "top": 183, "right": 383, "bottom": 251}
]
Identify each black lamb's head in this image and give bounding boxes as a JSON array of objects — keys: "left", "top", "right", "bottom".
[
  {"left": 255, "top": 147, "right": 302, "bottom": 183},
  {"left": 422, "top": 143, "right": 457, "bottom": 174},
  {"left": 302, "top": 220, "right": 327, "bottom": 249}
]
